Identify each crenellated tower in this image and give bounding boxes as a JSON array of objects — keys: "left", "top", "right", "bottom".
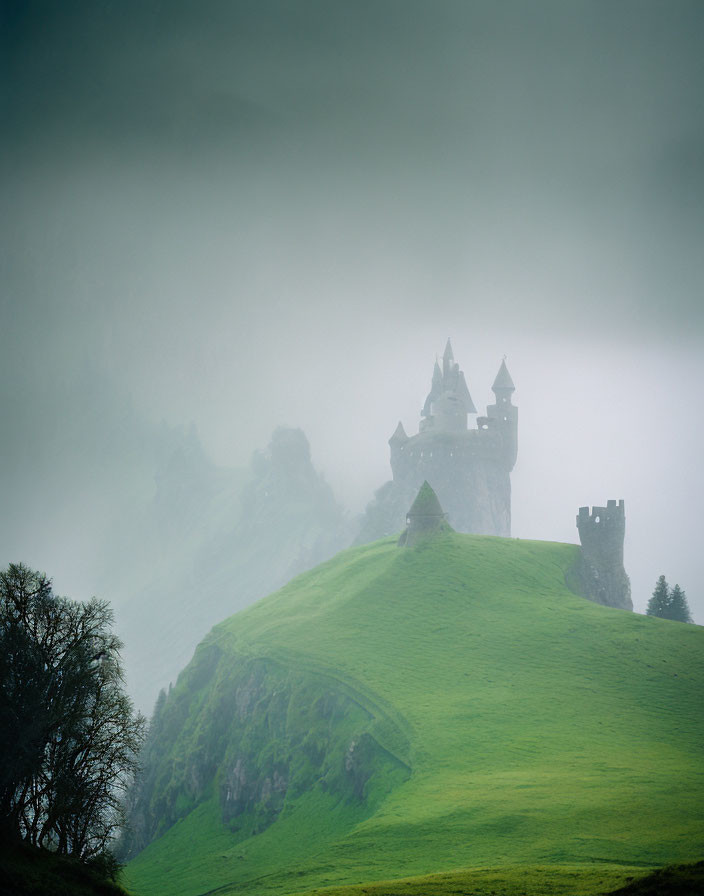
[
  {"left": 574, "top": 500, "right": 632, "bottom": 610},
  {"left": 357, "top": 340, "right": 518, "bottom": 542}
]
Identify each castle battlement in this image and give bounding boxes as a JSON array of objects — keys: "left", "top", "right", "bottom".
[
  {"left": 577, "top": 499, "right": 625, "bottom": 522},
  {"left": 576, "top": 500, "right": 626, "bottom": 543}
]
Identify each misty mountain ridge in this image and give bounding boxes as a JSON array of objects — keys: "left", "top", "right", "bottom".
[
  {"left": 0, "top": 355, "right": 358, "bottom": 712},
  {"left": 0, "top": 353, "right": 362, "bottom": 710}
]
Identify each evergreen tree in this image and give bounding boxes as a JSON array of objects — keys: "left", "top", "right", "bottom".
[
  {"left": 668, "top": 584, "right": 693, "bottom": 623},
  {"left": 646, "top": 576, "right": 694, "bottom": 623},
  {"left": 646, "top": 575, "right": 670, "bottom": 618}
]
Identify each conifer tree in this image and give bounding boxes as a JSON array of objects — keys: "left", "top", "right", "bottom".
[
  {"left": 646, "top": 575, "right": 670, "bottom": 618},
  {"left": 668, "top": 584, "right": 693, "bottom": 623}
]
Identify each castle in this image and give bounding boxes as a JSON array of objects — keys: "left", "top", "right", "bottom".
[
  {"left": 357, "top": 340, "right": 517, "bottom": 541},
  {"left": 359, "top": 339, "right": 631, "bottom": 612}
]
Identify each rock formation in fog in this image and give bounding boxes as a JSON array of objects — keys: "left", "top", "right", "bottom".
[{"left": 118, "top": 426, "right": 352, "bottom": 711}]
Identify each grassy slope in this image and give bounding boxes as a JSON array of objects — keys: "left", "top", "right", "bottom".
[{"left": 126, "top": 533, "right": 704, "bottom": 896}]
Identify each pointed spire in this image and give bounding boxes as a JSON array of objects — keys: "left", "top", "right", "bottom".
[
  {"left": 389, "top": 421, "right": 409, "bottom": 444},
  {"left": 422, "top": 360, "right": 444, "bottom": 418},
  {"left": 456, "top": 371, "right": 477, "bottom": 414},
  {"left": 442, "top": 338, "right": 454, "bottom": 379},
  {"left": 492, "top": 359, "right": 515, "bottom": 393}
]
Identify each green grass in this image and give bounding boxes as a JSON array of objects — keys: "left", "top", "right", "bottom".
[
  {"left": 0, "top": 839, "right": 131, "bottom": 896},
  {"left": 125, "top": 533, "right": 704, "bottom": 896},
  {"left": 300, "top": 865, "right": 650, "bottom": 896},
  {"left": 298, "top": 861, "right": 704, "bottom": 896}
]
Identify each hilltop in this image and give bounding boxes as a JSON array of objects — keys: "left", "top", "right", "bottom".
[{"left": 123, "top": 532, "right": 704, "bottom": 896}]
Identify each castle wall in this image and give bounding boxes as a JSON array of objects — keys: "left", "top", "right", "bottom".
[{"left": 391, "top": 431, "right": 511, "bottom": 535}]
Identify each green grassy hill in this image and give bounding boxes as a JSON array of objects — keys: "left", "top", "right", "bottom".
[{"left": 124, "top": 533, "right": 704, "bottom": 896}]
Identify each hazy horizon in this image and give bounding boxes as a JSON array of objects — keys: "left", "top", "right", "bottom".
[{"left": 2, "top": 0, "right": 703, "bottom": 671}]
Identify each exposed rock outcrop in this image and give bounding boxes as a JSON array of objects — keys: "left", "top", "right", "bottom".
[{"left": 120, "top": 649, "right": 409, "bottom": 859}]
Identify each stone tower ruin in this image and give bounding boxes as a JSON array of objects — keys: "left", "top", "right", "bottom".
[
  {"left": 573, "top": 500, "right": 632, "bottom": 611},
  {"left": 357, "top": 339, "right": 517, "bottom": 541}
]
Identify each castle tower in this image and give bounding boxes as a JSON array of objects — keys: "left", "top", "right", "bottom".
[
  {"left": 574, "top": 500, "right": 632, "bottom": 610},
  {"left": 420, "top": 339, "right": 477, "bottom": 434},
  {"left": 486, "top": 359, "right": 518, "bottom": 471},
  {"left": 356, "top": 341, "right": 518, "bottom": 543}
]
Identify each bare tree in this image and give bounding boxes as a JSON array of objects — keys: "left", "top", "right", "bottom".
[{"left": 0, "top": 563, "right": 145, "bottom": 861}]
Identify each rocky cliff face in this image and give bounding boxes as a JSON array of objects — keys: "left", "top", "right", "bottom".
[{"left": 120, "top": 643, "right": 409, "bottom": 859}]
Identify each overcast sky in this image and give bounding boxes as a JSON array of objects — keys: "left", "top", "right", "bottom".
[{"left": 2, "top": 1, "right": 703, "bottom": 629}]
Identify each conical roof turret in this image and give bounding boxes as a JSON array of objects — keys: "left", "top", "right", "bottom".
[
  {"left": 399, "top": 481, "right": 452, "bottom": 546},
  {"left": 492, "top": 359, "right": 515, "bottom": 393},
  {"left": 422, "top": 361, "right": 444, "bottom": 418},
  {"left": 407, "top": 481, "right": 445, "bottom": 519},
  {"left": 389, "top": 421, "right": 409, "bottom": 444},
  {"left": 456, "top": 371, "right": 477, "bottom": 414}
]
